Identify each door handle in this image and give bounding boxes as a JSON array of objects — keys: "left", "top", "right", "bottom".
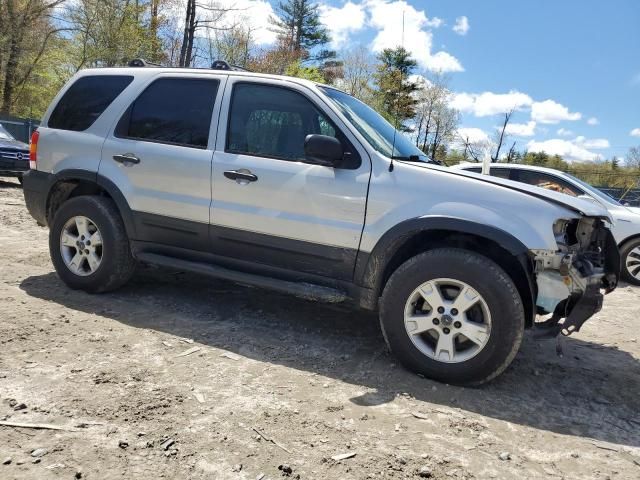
[
  {"left": 113, "top": 153, "right": 140, "bottom": 165},
  {"left": 223, "top": 169, "right": 258, "bottom": 183}
]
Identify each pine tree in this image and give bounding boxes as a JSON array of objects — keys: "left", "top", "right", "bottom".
[
  {"left": 373, "top": 47, "right": 420, "bottom": 129},
  {"left": 270, "top": 0, "right": 330, "bottom": 56}
]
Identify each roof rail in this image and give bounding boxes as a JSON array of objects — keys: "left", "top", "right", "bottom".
[
  {"left": 211, "top": 60, "right": 249, "bottom": 72},
  {"left": 126, "top": 58, "right": 250, "bottom": 72},
  {"left": 128, "top": 58, "right": 161, "bottom": 67}
]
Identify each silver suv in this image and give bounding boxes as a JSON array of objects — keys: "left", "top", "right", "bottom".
[{"left": 22, "top": 61, "right": 620, "bottom": 385}]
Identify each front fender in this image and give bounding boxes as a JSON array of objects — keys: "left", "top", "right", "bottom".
[{"left": 355, "top": 215, "right": 531, "bottom": 291}]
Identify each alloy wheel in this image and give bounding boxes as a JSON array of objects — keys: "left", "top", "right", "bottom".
[
  {"left": 403, "top": 278, "right": 492, "bottom": 363},
  {"left": 60, "top": 216, "right": 103, "bottom": 276},
  {"left": 625, "top": 246, "right": 640, "bottom": 281}
]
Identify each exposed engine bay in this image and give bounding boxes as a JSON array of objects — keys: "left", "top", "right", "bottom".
[{"left": 532, "top": 217, "right": 620, "bottom": 338}]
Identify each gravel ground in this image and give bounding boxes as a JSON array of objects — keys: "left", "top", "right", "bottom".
[{"left": 1, "top": 176, "right": 639, "bottom": 480}]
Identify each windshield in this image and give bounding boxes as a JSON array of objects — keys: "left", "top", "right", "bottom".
[
  {"left": 564, "top": 173, "right": 623, "bottom": 207},
  {"left": 320, "top": 87, "right": 430, "bottom": 162},
  {"left": 0, "top": 124, "right": 15, "bottom": 141}
]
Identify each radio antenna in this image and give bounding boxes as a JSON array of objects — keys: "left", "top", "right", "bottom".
[{"left": 388, "top": 10, "right": 405, "bottom": 172}]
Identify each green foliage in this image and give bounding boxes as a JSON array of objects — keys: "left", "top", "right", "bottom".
[
  {"left": 285, "top": 61, "right": 325, "bottom": 83},
  {"left": 270, "top": 0, "right": 331, "bottom": 55},
  {"left": 373, "top": 47, "right": 420, "bottom": 128}
]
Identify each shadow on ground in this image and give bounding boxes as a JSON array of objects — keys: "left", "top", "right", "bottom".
[
  {"left": 20, "top": 266, "right": 640, "bottom": 448},
  {"left": 0, "top": 177, "right": 22, "bottom": 189}
]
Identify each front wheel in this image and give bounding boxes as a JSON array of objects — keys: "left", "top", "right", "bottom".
[
  {"left": 620, "top": 238, "right": 640, "bottom": 286},
  {"left": 379, "top": 248, "right": 525, "bottom": 386}
]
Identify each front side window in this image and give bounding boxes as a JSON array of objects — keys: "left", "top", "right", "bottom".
[
  {"left": 49, "top": 75, "right": 133, "bottom": 131},
  {"left": 516, "top": 170, "right": 582, "bottom": 197},
  {"left": 117, "top": 78, "right": 219, "bottom": 149},
  {"left": 226, "top": 83, "right": 345, "bottom": 162}
]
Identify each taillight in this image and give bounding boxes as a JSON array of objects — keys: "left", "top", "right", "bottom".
[{"left": 29, "top": 130, "right": 39, "bottom": 169}]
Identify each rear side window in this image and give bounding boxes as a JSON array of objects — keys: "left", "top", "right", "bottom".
[
  {"left": 48, "top": 75, "right": 133, "bottom": 131},
  {"left": 116, "top": 78, "right": 219, "bottom": 149}
]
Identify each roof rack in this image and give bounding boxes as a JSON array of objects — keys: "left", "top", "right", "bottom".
[
  {"left": 128, "top": 58, "right": 161, "bottom": 67},
  {"left": 211, "top": 60, "right": 249, "bottom": 72},
  {"left": 127, "top": 58, "right": 250, "bottom": 72}
]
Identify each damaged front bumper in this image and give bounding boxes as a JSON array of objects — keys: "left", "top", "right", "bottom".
[{"left": 531, "top": 217, "right": 620, "bottom": 338}]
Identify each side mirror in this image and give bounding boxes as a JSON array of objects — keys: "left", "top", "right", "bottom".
[{"left": 304, "top": 134, "right": 343, "bottom": 167}]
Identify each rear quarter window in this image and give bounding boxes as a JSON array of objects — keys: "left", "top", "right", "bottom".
[{"left": 48, "top": 75, "right": 133, "bottom": 131}]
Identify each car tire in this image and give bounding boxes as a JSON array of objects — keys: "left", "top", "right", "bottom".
[
  {"left": 620, "top": 238, "right": 640, "bottom": 286},
  {"left": 49, "top": 195, "right": 136, "bottom": 293},
  {"left": 379, "top": 248, "right": 525, "bottom": 386}
]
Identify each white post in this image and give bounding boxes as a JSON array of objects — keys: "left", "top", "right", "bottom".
[{"left": 481, "top": 151, "right": 492, "bottom": 175}]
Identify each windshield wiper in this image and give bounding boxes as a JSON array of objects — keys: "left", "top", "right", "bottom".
[{"left": 391, "top": 155, "right": 440, "bottom": 164}]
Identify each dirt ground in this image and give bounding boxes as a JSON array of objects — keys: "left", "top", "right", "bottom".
[{"left": 0, "top": 176, "right": 638, "bottom": 480}]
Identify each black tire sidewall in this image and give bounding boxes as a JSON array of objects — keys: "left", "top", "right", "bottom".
[
  {"left": 380, "top": 248, "right": 525, "bottom": 386},
  {"left": 49, "top": 196, "right": 130, "bottom": 292},
  {"left": 620, "top": 238, "right": 640, "bottom": 286}
]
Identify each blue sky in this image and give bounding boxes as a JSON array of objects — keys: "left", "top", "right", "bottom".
[{"left": 229, "top": 0, "right": 640, "bottom": 162}]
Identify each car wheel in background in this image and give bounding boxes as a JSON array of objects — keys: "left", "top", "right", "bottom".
[{"left": 620, "top": 238, "right": 640, "bottom": 286}]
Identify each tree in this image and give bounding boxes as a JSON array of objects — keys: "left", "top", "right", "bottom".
[
  {"left": 338, "top": 46, "right": 375, "bottom": 102},
  {"left": 179, "top": 0, "right": 241, "bottom": 67},
  {"left": 285, "top": 60, "right": 324, "bottom": 82},
  {"left": 626, "top": 146, "right": 640, "bottom": 170},
  {"left": 458, "top": 133, "right": 491, "bottom": 163},
  {"left": 413, "top": 75, "right": 459, "bottom": 161},
  {"left": 492, "top": 109, "right": 514, "bottom": 162},
  {"left": 0, "top": 0, "right": 67, "bottom": 113},
  {"left": 206, "top": 24, "right": 253, "bottom": 68},
  {"left": 373, "top": 47, "right": 420, "bottom": 128},
  {"left": 270, "top": 0, "right": 330, "bottom": 58}
]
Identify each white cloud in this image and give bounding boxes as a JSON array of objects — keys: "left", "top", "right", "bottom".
[
  {"left": 573, "top": 136, "right": 610, "bottom": 149},
  {"left": 450, "top": 90, "right": 533, "bottom": 117},
  {"left": 366, "top": 0, "right": 463, "bottom": 72},
  {"left": 196, "top": 0, "right": 277, "bottom": 44},
  {"left": 531, "top": 99, "right": 581, "bottom": 124},
  {"left": 557, "top": 128, "right": 574, "bottom": 137},
  {"left": 630, "top": 128, "right": 640, "bottom": 137},
  {"left": 503, "top": 121, "right": 536, "bottom": 137},
  {"left": 526, "top": 139, "right": 602, "bottom": 163},
  {"left": 452, "top": 16, "right": 470, "bottom": 35},
  {"left": 586, "top": 117, "right": 599, "bottom": 125},
  {"left": 425, "top": 17, "right": 444, "bottom": 28},
  {"left": 319, "top": 2, "right": 367, "bottom": 48},
  {"left": 456, "top": 127, "right": 490, "bottom": 144}
]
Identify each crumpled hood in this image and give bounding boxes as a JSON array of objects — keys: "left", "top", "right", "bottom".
[
  {"left": 420, "top": 163, "right": 611, "bottom": 218},
  {"left": 0, "top": 138, "right": 29, "bottom": 151}
]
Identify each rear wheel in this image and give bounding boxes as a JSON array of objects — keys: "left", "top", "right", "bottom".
[
  {"left": 620, "top": 238, "right": 640, "bottom": 286},
  {"left": 50, "top": 195, "right": 136, "bottom": 292},
  {"left": 379, "top": 248, "right": 525, "bottom": 386}
]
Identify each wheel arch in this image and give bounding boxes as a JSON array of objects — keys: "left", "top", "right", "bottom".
[
  {"left": 45, "top": 169, "right": 136, "bottom": 238},
  {"left": 356, "top": 217, "right": 537, "bottom": 326},
  {"left": 618, "top": 233, "right": 640, "bottom": 249}
]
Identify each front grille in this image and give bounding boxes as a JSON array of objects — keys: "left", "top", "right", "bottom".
[{"left": 0, "top": 149, "right": 29, "bottom": 161}]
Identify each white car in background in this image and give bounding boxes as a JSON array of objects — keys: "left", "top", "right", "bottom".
[{"left": 453, "top": 163, "right": 640, "bottom": 286}]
